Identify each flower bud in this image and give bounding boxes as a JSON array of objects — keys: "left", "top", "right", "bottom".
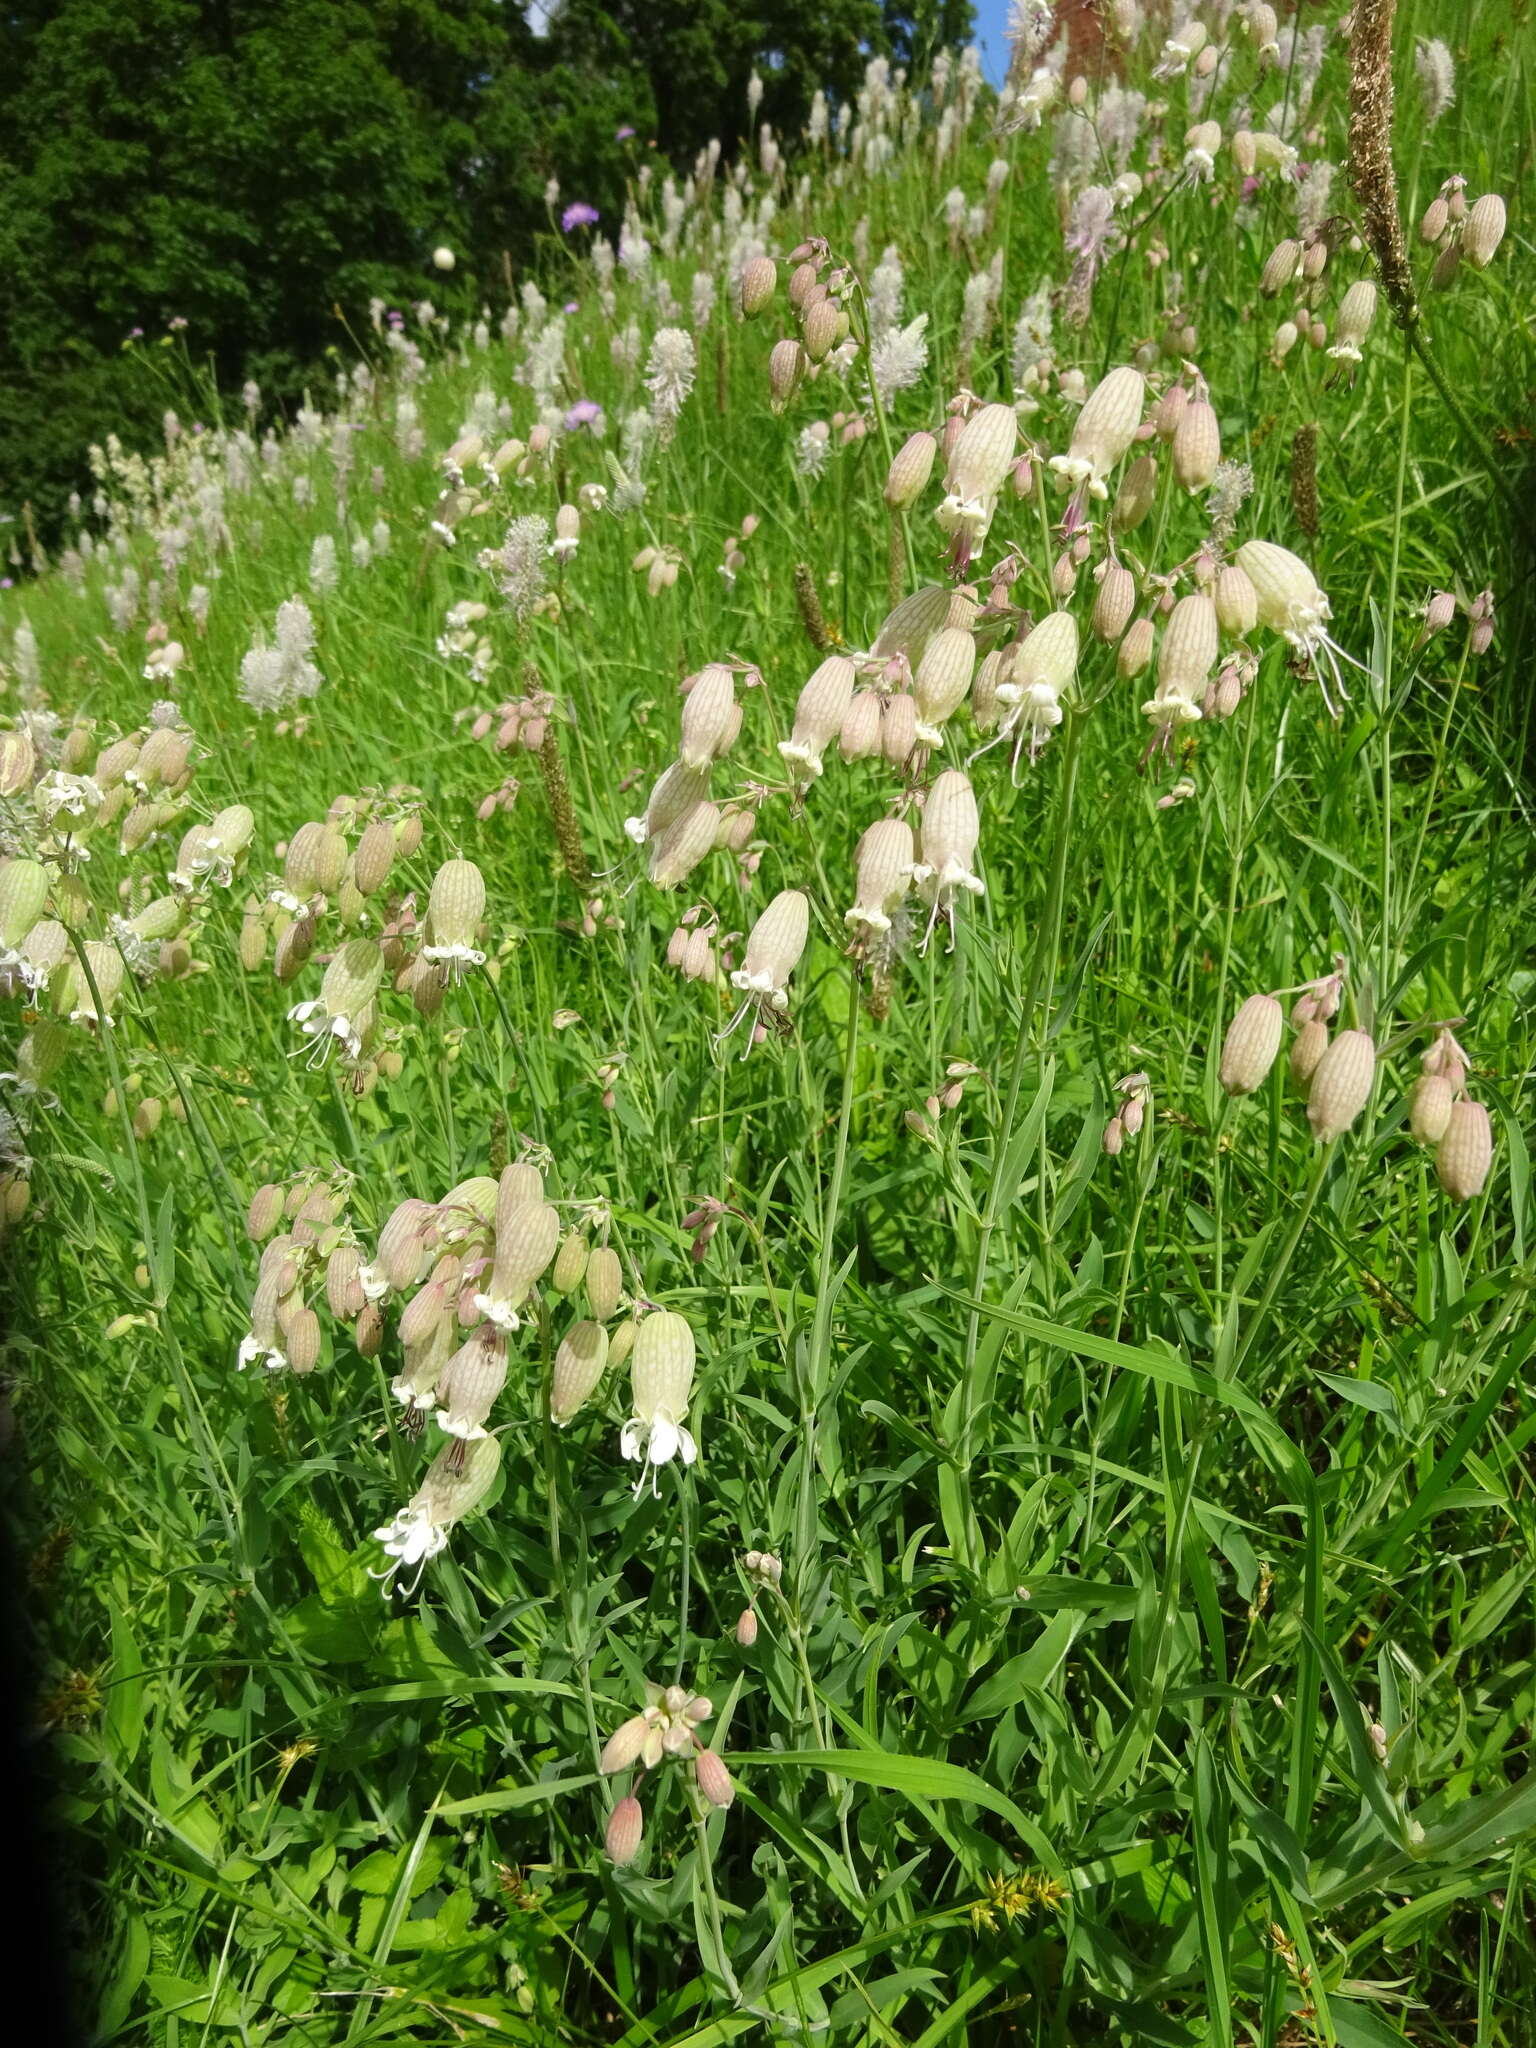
[
  {"left": 1289, "top": 1019, "right": 1328, "bottom": 1094},
  {"left": 912, "top": 627, "right": 976, "bottom": 744},
  {"left": 1214, "top": 564, "right": 1258, "bottom": 638},
  {"left": 0, "top": 859, "right": 51, "bottom": 948},
  {"left": 881, "top": 693, "right": 918, "bottom": 767},
  {"left": 1306, "top": 1029, "right": 1375, "bottom": 1142},
  {"left": 0, "top": 729, "right": 37, "bottom": 797},
  {"left": 768, "top": 338, "right": 807, "bottom": 409},
  {"left": 1420, "top": 196, "right": 1449, "bottom": 242},
  {"left": 552, "top": 1230, "right": 589, "bottom": 1295},
  {"left": 1117, "top": 616, "right": 1155, "bottom": 679},
  {"left": 605, "top": 1795, "right": 644, "bottom": 1864},
  {"left": 649, "top": 800, "right": 720, "bottom": 889},
  {"left": 600, "top": 1714, "right": 651, "bottom": 1775},
  {"left": 1092, "top": 562, "right": 1137, "bottom": 643},
  {"left": 353, "top": 818, "right": 396, "bottom": 897},
  {"left": 608, "top": 1316, "right": 636, "bottom": 1368},
  {"left": 1157, "top": 594, "right": 1219, "bottom": 696},
  {"left": 1463, "top": 194, "right": 1506, "bottom": 270},
  {"left": 246, "top": 1183, "right": 286, "bottom": 1241},
  {"left": 325, "top": 1242, "right": 367, "bottom": 1319},
  {"left": 284, "top": 1305, "right": 322, "bottom": 1375},
  {"left": 780, "top": 655, "right": 856, "bottom": 777},
  {"left": 838, "top": 689, "right": 884, "bottom": 762},
  {"left": 1172, "top": 400, "right": 1220, "bottom": 491},
  {"left": 436, "top": 1323, "right": 509, "bottom": 1438},
  {"left": 1435, "top": 1099, "right": 1492, "bottom": 1200},
  {"left": 356, "top": 1302, "right": 385, "bottom": 1356},
  {"left": 846, "top": 817, "right": 915, "bottom": 934},
  {"left": 736, "top": 1607, "right": 759, "bottom": 1647},
  {"left": 585, "top": 1245, "right": 624, "bottom": 1321},
  {"left": 1261, "top": 239, "right": 1303, "bottom": 297},
  {"left": 734, "top": 889, "right": 810, "bottom": 1008},
  {"left": 740, "top": 254, "right": 777, "bottom": 316},
  {"left": 884, "top": 431, "right": 937, "bottom": 510},
  {"left": 552, "top": 1319, "right": 609, "bottom": 1423},
  {"left": 1220, "top": 994, "right": 1283, "bottom": 1096},
  {"left": 1112, "top": 454, "right": 1159, "bottom": 532},
  {"left": 1409, "top": 1072, "right": 1455, "bottom": 1145},
  {"left": 802, "top": 297, "right": 840, "bottom": 361},
  {"left": 680, "top": 664, "right": 739, "bottom": 771},
  {"left": 694, "top": 1749, "right": 735, "bottom": 1809}
]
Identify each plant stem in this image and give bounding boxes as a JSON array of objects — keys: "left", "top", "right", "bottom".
[{"left": 954, "top": 705, "right": 1085, "bottom": 1558}]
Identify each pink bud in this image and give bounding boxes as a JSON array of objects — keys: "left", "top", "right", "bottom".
[
  {"left": 605, "top": 1795, "right": 644, "bottom": 1864},
  {"left": 736, "top": 1607, "right": 758, "bottom": 1647},
  {"left": 1102, "top": 1117, "right": 1124, "bottom": 1155},
  {"left": 694, "top": 1749, "right": 735, "bottom": 1809}
]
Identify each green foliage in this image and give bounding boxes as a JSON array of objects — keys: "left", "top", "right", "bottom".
[
  {"left": 0, "top": 0, "right": 973, "bottom": 539},
  {"left": 3, "top": 2, "right": 1535, "bottom": 2044}
]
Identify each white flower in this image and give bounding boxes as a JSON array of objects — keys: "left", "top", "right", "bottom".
[
  {"left": 237, "top": 1331, "right": 287, "bottom": 1373},
  {"left": 620, "top": 1312, "right": 699, "bottom": 1497},
  {"left": 287, "top": 999, "right": 362, "bottom": 1066},
  {"left": 372, "top": 1436, "right": 503, "bottom": 1596}
]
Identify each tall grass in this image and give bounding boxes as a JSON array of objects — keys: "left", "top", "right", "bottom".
[{"left": 3, "top": 6, "right": 1534, "bottom": 2043}]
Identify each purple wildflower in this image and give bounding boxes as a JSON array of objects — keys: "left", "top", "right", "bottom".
[
  {"left": 563, "top": 299, "right": 579, "bottom": 315},
  {"left": 616, "top": 126, "right": 636, "bottom": 141},
  {"left": 562, "top": 201, "right": 600, "bottom": 233},
  {"left": 563, "top": 399, "right": 605, "bottom": 435}
]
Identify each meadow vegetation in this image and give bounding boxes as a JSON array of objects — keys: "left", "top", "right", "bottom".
[{"left": 2, "top": 3, "right": 1534, "bottom": 2042}]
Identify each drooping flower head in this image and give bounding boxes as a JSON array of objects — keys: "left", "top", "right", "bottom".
[
  {"left": 372, "top": 1434, "right": 502, "bottom": 1594},
  {"left": 621, "top": 1311, "right": 698, "bottom": 1494}
]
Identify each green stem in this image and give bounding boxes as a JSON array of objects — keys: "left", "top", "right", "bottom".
[
  {"left": 954, "top": 706, "right": 1085, "bottom": 1550},
  {"left": 794, "top": 965, "right": 861, "bottom": 1598}
]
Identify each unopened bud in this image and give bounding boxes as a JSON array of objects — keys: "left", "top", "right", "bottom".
[
  {"left": 1306, "top": 1029, "right": 1375, "bottom": 1142},
  {"left": 884, "top": 431, "right": 937, "bottom": 510},
  {"left": 1409, "top": 1072, "right": 1456, "bottom": 1145},
  {"left": 735, "top": 1606, "right": 758, "bottom": 1647},
  {"left": 605, "top": 1795, "right": 644, "bottom": 1864},
  {"left": 740, "top": 254, "right": 777, "bottom": 316},
  {"left": 1463, "top": 194, "right": 1506, "bottom": 270},
  {"left": 585, "top": 1244, "right": 624, "bottom": 1321},
  {"left": 694, "top": 1749, "right": 735, "bottom": 1808},
  {"left": 552, "top": 1319, "right": 609, "bottom": 1423},
  {"left": 1220, "top": 994, "right": 1283, "bottom": 1096}
]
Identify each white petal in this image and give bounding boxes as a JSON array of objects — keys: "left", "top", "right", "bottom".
[
  {"left": 678, "top": 1427, "right": 698, "bottom": 1466},
  {"left": 649, "top": 1415, "right": 680, "bottom": 1466}
]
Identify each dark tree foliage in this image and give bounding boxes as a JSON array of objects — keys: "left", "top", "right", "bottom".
[{"left": 0, "top": 0, "right": 972, "bottom": 541}]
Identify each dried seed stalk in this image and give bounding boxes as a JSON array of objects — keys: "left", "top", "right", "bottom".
[{"left": 1348, "top": 0, "right": 1417, "bottom": 326}]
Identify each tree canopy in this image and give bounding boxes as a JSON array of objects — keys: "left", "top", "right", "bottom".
[{"left": 0, "top": 0, "right": 974, "bottom": 541}]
